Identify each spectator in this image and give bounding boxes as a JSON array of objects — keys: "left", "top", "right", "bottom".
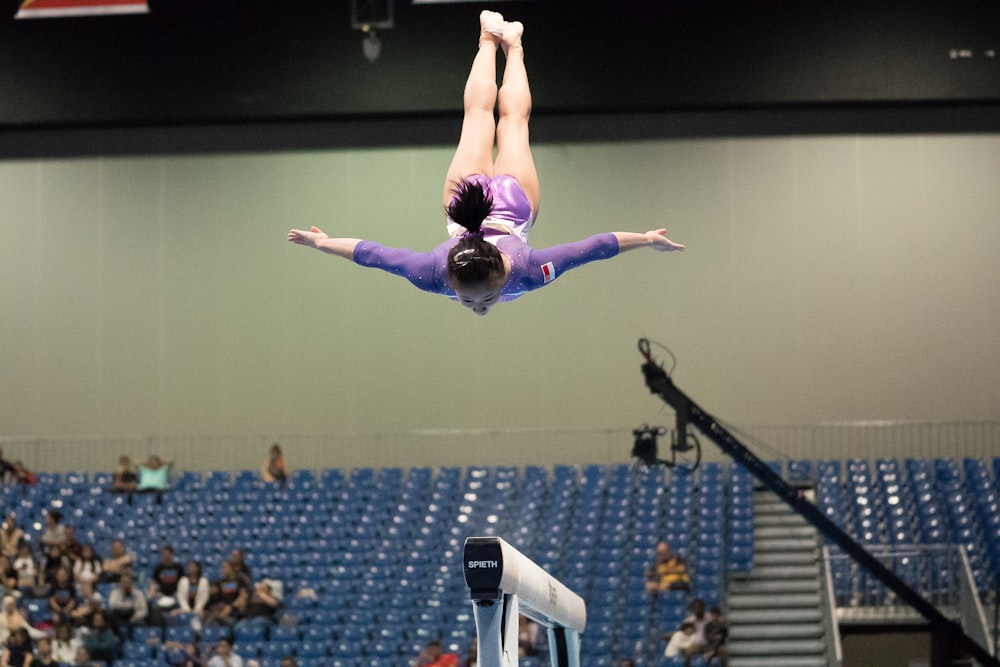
[
  {"left": 61, "top": 527, "right": 83, "bottom": 565},
  {"left": 111, "top": 456, "right": 138, "bottom": 494},
  {"left": 0, "top": 450, "right": 15, "bottom": 484},
  {"left": 40, "top": 544, "right": 72, "bottom": 591},
  {"left": 1, "top": 595, "right": 45, "bottom": 643},
  {"left": 240, "top": 581, "right": 279, "bottom": 622},
  {"left": 11, "top": 544, "right": 37, "bottom": 593},
  {"left": 459, "top": 637, "right": 477, "bottom": 667},
  {"left": 206, "top": 638, "right": 243, "bottom": 667},
  {"left": 9, "top": 462, "right": 36, "bottom": 487},
  {"left": 260, "top": 444, "right": 288, "bottom": 485},
  {"left": 228, "top": 550, "right": 251, "bottom": 589},
  {"left": 645, "top": 541, "right": 689, "bottom": 595},
  {"left": 517, "top": 614, "right": 539, "bottom": 657},
  {"left": 204, "top": 562, "right": 246, "bottom": 627},
  {"left": 69, "top": 581, "right": 103, "bottom": 628},
  {"left": 148, "top": 546, "right": 184, "bottom": 625},
  {"left": 664, "top": 621, "right": 702, "bottom": 661},
  {"left": 174, "top": 561, "right": 210, "bottom": 619},
  {"left": 107, "top": 572, "right": 147, "bottom": 628},
  {"left": 81, "top": 610, "right": 120, "bottom": 664},
  {"left": 39, "top": 512, "right": 65, "bottom": 549},
  {"left": 48, "top": 567, "right": 76, "bottom": 624},
  {"left": 0, "top": 626, "right": 33, "bottom": 667},
  {"left": 0, "top": 556, "right": 19, "bottom": 595},
  {"left": 51, "top": 623, "right": 81, "bottom": 664},
  {"left": 33, "top": 637, "right": 59, "bottom": 666},
  {"left": 73, "top": 646, "right": 100, "bottom": 667},
  {"left": 1, "top": 514, "right": 24, "bottom": 559},
  {"left": 683, "top": 598, "right": 709, "bottom": 646},
  {"left": 72, "top": 545, "right": 102, "bottom": 586},
  {"left": 416, "top": 640, "right": 459, "bottom": 667},
  {"left": 99, "top": 540, "right": 133, "bottom": 583},
  {"left": 617, "top": 660, "right": 636, "bottom": 667},
  {"left": 279, "top": 658, "right": 296, "bottom": 667},
  {"left": 703, "top": 606, "right": 728, "bottom": 666}
]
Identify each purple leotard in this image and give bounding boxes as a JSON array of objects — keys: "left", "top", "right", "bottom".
[{"left": 353, "top": 232, "right": 620, "bottom": 302}]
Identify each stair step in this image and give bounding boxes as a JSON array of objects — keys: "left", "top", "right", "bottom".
[
  {"left": 729, "top": 639, "right": 827, "bottom": 656},
  {"left": 730, "top": 624, "right": 824, "bottom": 640},
  {"left": 729, "top": 608, "right": 823, "bottom": 624},
  {"left": 755, "top": 526, "right": 816, "bottom": 539},
  {"left": 749, "top": 564, "right": 820, "bottom": 579},
  {"left": 753, "top": 551, "right": 818, "bottom": 565},
  {"left": 754, "top": 537, "right": 818, "bottom": 552},
  {"left": 729, "top": 593, "right": 822, "bottom": 609},
  {"left": 730, "top": 578, "right": 821, "bottom": 594},
  {"left": 730, "top": 657, "right": 828, "bottom": 667},
  {"left": 756, "top": 516, "right": 810, "bottom": 529}
]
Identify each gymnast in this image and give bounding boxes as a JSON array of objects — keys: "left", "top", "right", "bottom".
[{"left": 288, "top": 11, "right": 684, "bottom": 316}]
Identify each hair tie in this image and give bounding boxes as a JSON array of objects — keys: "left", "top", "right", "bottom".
[{"left": 462, "top": 229, "right": 485, "bottom": 241}]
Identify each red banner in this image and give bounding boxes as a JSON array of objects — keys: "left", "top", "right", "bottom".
[{"left": 16, "top": 0, "right": 148, "bottom": 19}]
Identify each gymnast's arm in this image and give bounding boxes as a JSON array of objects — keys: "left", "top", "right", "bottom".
[
  {"left": 287, "top": 226, "right": 361, "bottom": 259},
  {"left": 613, "top": 229, "right": 685, "bottom": 253}
]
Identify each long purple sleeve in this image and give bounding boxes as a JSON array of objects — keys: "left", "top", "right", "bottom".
[{"left": 353, "top": 233, "right": 620, "bottom": 301}]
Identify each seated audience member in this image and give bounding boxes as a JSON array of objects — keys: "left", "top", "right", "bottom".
[
  {"left": 0, "top": 450, "right": 15, "bottom": 484},
  {"left": 1, "top": 514, "right": 24, "bottom": 559},
  {"left": 174, "top": 561, "right": 210, "bottom": 619},
  {"left": 73, "top": 646, "right": 102, "bottom": 667},
  {"left": 69, "top": 581, "right": 104, "bottom": 627},
  {"left": 51, "top": 623, "right": 82, "bottom": 664},
  {"left": 517, "top": 614, "right": 540, "bottom": 657},
  {"left": 163, "top": 640, "right": 203, "bottom": 667},
  {"left": 41, "top": 544, "right": 72, "bottom": 591},
  {"left": 459, "top": 637, "right": 477, "bottom": 667},
  {"left": 260, "top": 444, "right": 288, "bottom": 485},
  {"left": 137, "top": 455, "right": 172, "bottom": 496},
  {"left": 111, "top": 456, "right": 138, "bottom": 494},
  {"left": 48, "top": 567, "right": 77, "bottom": 623},
  {"left": 0, "top": 627, "right": 34, "bottom": 667},
  {"left": 107, "top": 572, "right": 148, "bottom": 628},
  {"left": 39, "top": 512, "right": 66, "bottom": 549},
  {"left": 617, "top": 660, "right": 636, "bottom": 667},
  {"left": 10, "top": 462, "right": 36, "bottom": 487},
  {"left": 703, "top": 605, "right": 728, "bottom": 666},
  {"left": 206, "top": 638, "right": 243, "bottom": 667},
  {"left": 683, "top": 598, "right": 709, "bottom": 646},
  {"left": 34, "top": 636, "right": 59, "bottom": 666},
  {"left": 72, "top": 545, "right": 102, "bottom": 586},
  {"left": 240, "top": 581, "right": 280, "bottom": 622},
  {"left": 0, "top": 556, "right": 18, "bottom": 596},
  {"left": 228, "top": 550, "right": 251, "bottom": 589},
  {"left": 204, "top": 562, "right": 246, "bottom": 627},
  {"left": 1, "top": 595, "right": 46, "bottom": 642},
  {"left": 416, "top": 640, "right": 459, "bottom": 667},
  {"left": 82, "top": 610, "right": 121, "bottom": 664},
  {"left": 279, "top": 658, "right": 296, "bottom": 667},
  {"left": 149, "top": 546, "right": 184, "bottom": 625},
  {"left": 664, "top": 621, "right": 702, "bottom": 660},
  {"left": 11, "top": 544, "right": 37, "bottom": 593},
  {"left": 99, "top": 540, "right": 133, "bottom": 583},
  {"left": 61, "top": 527, "right": 84, "bottom": 565},
  {"left": 645, "top": 541, "right": 690, "bottom": 595}
]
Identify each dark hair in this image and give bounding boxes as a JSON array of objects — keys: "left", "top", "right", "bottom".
[{"left": 446, "top": 179, "right": 505, "bottom": 289}]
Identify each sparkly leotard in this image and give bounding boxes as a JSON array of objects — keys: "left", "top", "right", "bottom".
[
  {"left": 354, "top": 174, "right": 620, "bottom": 301},
  {"left": 354, "top": 233, "right": 619, "bottom": 302}
]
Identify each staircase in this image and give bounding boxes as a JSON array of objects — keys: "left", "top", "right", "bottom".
[{"left": 727, "top": 490, "right": 830, "bottom": 667}]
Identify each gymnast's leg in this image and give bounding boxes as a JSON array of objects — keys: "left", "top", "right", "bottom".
[
  {"left": 442, "top": 11, "right": 504, "bottom": 211},
  {"left": 492, "top": 20, "right": 540, "bottom": 220}
]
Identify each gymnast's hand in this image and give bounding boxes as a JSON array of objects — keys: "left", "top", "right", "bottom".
[
  {"left": 287, "top": 226, "right": 328, "bottom": 249},
  {"left": 646, "top": 229, "right": 686, "bottom": 251}
]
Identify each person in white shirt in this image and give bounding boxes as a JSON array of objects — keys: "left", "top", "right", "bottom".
[
  {"left": 664, "top": 622, "right": 703, "bottom": 659},
  {"left": 207, "top": 638, "right": 243, "bottom": 667},
  {"left": 174, "top": 561, "right": 210, "bottom": 618}
]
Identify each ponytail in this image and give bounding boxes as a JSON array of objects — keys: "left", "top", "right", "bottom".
[{"left": 446, "top": 179, "right": 505, "bottom": 288}]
